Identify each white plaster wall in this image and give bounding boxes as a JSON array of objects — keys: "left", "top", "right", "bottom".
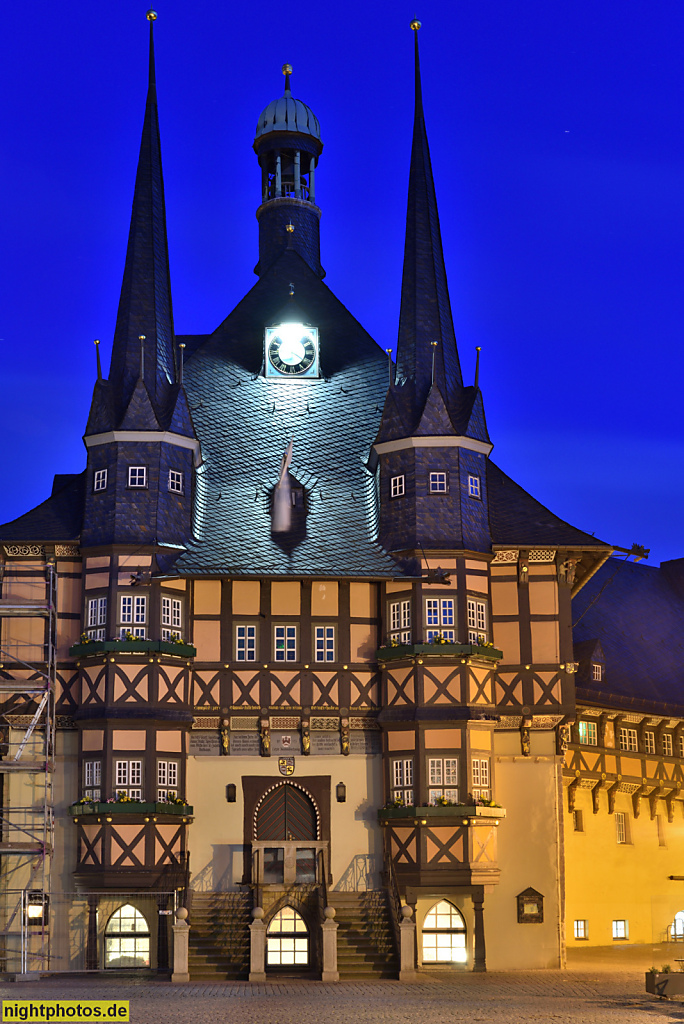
[{"left": 187, "top": 753, "right": 384, "bottom": 893}]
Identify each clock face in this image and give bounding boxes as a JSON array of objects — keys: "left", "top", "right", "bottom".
[{"left": 265, "top": 324, "right": 319, "bottom": 378}]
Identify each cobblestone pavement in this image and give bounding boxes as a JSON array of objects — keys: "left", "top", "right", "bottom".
[{"left": 2, "top": 972, "right": 684, "bottom": 1024}]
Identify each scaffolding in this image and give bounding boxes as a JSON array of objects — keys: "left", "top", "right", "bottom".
[{"left": 0, "top": 556, "right": 56, "bottom": 975}]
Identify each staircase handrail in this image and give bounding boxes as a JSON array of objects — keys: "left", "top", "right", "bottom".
[{"left": 383, "top": 852, "right": 402, "bottom": 956}]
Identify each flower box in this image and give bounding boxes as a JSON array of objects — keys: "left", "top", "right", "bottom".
[
  {"left": 69, "top": 801, "right": 193, "bottom": 817},
  {"left": 645, "top": 972, "right": 684, "bottom": 997},
  {"left": 69, "top": 639, "right": 196, "bottom": 659},
  {"left": 376, "top": 643, "right": 502, "bottom": 663},
  {"left": 378, "top": 804, "right": 505, "bottom": 821}
]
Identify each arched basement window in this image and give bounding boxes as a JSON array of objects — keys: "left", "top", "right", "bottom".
[
  {"left": 105, "top": 904, "right": 150, "bottom": 968},
  {"left": 422, "top": 900, "right": 467, "bottom": 964},
  {"left": 267, "top": 906, "right": 309, "bottom": 966},
  {"left": 671, "top": 911, "right": 684, "bottom": 939}
]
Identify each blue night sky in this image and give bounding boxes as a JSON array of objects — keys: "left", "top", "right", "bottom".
[{"left": 1, "top": 1, "right": 683, "bottom": 564}]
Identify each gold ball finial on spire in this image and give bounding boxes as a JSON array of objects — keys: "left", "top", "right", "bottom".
[
  {"left": 146, "top": 9, "right": 158, "bottom": 21},
  {"left": 282, "top": 63, "right": 293, "bottom": 76},
  {"left": 410, "top": 18, "right": 421, "bottom": 30}
]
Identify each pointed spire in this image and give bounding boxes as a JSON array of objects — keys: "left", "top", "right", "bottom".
[
  {"left": 395, "top": 20, "right": 462, "bottom": 412},
  {"left": 282, "top": 63, "right": 293, "bottom": 96},
  {"left": 107, "top": 9, "right": 176, "bottom": 424}
]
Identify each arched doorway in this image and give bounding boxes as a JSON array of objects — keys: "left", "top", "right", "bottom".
[
  {"left": 256, "top": 783, "right": 318, "bottom": 841},
  {"left": 266, "top": 906, "right": 309, "bottom": 967},
  {"left": 671, "top": 911, "right": 684, "bottom": 939},
  {"left": 104, "top": 904, "right": 150, "bottom": 968},
  {"left": 421, "top": 900, "right": 467, "bottom": 964}
]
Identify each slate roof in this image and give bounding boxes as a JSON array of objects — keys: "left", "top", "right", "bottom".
[
  {"left": 486, "top": 461, "right": 609, "bottom": 549},
  {"left": 0, "top": 473, "right": 85, "bottom": 542},
  {"left": 573, "top": 557, "right": 684, "bottom": 714},
  {"left": 175, "top": 248, "right": 399, "bottom": 577}
]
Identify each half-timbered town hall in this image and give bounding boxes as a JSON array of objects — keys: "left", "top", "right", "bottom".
[{"left": 2, "top": 14, "right": 683, "bottom": 979}]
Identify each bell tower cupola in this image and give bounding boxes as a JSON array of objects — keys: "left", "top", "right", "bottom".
[{"left": 253, "top": 65, "right": 325, "bottom": 278}]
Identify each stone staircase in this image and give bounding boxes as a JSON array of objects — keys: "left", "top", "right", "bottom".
[
  {"left": 187, "top": 892, "right": 251, "bottom": 980},
  {"left": 332, "top": 890, "right": 400, "bottom": 979}
]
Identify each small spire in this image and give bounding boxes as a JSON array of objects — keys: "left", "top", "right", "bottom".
[
  {"left": 474, "top": 346, "right": 482, "bottom": 390},
  {"left": 282, "top": 63, "right": 293, "bottom": 96},
  {"left": 178, "top": 342, "right": 186, "bottom": 386},
  {"left": 139, "top": 335, "right": 146, "bottom": 381},
  {"left": 385, "top": 349, "right": 393, "bottom": 388},
  {"left": 94, "top": 339, "right": 102, "bottom": 382},
  {"left": 147, "top": 10, "right": 157, "bottom": 89}
]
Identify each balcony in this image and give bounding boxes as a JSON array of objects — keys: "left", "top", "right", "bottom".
[
  {"left": 378, "top": 804, "right": 505, "bottom": 822},
  {"left": 376, "top": 643, "right": 502, "bottom": 663},
  {"left": 69, "top": 801, "right": 193, "bottom": 819},
  {"left": 69, "top": 639, "right": 196, "bottom": 659}
]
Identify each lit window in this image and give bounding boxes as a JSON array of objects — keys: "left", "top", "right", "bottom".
[
  {"left": 120, "top": 595, "right": 147, "bottom": 637},
  {"left": 168, "top": 470, "right": 184, "bottom": 494},
  {"left": 314, "top": 626, "right": 335, "bottom": 662},
  {"left": 467, "top": 475, "right": 481, "bottom": 498},
  {"left": 389, "top": 599, "right": 411, "bottom": 644},
  {"left": 644, "top": 731, "right": 655, "bottom": 754},
  {"left": 128, "top": 466, "right": 147, "bottom": 488},
  {"left": 429, "top": 472, "right": 448, "bottom": 494},
  {"left": 391, "top": 475, "right": 405, "bottom": 498},
  {"left": 266, "top": 907, "right": 309, "bottom": 966},
  {"left": 115, "top": 760, "right": 143, "bottom": 801},
  {"left": 93, "top": 469, "right": 108, "bottom": 492},
  {"left": 157, "top": 760, "right": 179, "bottom": 801},
  {"left": 235, "top": 624, "right": 257, "bottom": 661},
  {"left": 105, "top": 906, "right": 150, "bottom": 969},
  {"left": 467, "top": 598, "right": 487, "bottom": 644},
  {"left": 663, "top": 734, "right": 673, "bottom": 757},
  {"left": 591, "top": 662, "right": 603, "bottom": 681},
  {"left": 83, "top": 760, "right": 101, "bottom": 802},
  {"left": 618, "top": 727, "right": 638, "bottom": 752},
  {"left": 671, "top": 912, "right": 684, "bottom": 939},
  {"left": 392, "top": 758, "right": 414, "bottom": 806},
  {"left": 86, "top": 597, "right": 107, "bottom": 640},
  {"left": 427, "top": 757, "right": 459, "bottom": 804},
  {"left": 612, "top": 919, "right": 628, "bottom": 940},
  {"left": 615, "top": 811, "right": 628, "bottom": 844},
  {"left": 274, "top": 625, "right": 297, "bottom": 662},
  {"left": 574, "top": 920, "right": 588, "bottom": 940},
  {"left": 573, "top": 810, "right": 584, "bottom": 832},
  {"left": 680, "top": 735, "right": 684, "bottom": 759},
  {"left": 578, "top": 722, "right": 597, "bottom": 746},
  {"left": 422, "top": 900, "right": 467, "bottom": 964},
  {"left": 471, "top": 757, "right": 490, "bottom": 802},
  {"left": 161, "top": 597, "right": 182, "bottom": 640}
]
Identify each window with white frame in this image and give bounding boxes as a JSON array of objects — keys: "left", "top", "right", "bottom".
[
  {"left": 157, "top": 760, "right": 179, "bottom": 802},
  {"left": 390, "top": 475, "right": 405, "bottom": 498},
  {"left": 128, "top": 466, "right": 147, "bottom": 488},
  {"left": 467, "top": 598, "right": 488, "bottom": 644},
  {"left": 427, "top": 757, "right": 459, "bottom": 805},
  {"left": 679, "top": 734, "right": 684, "bottom": 759},
  {"left": 574, "top": 920, "right": 588, "bottom": 940},
  {"left": 663, "top": 733, "right": 673, "bottom": 757},
  {"left": 235, "top": 624, "right": 257, "bottom": 661},
  {"left": 314, "top": 626, "right": 335, "bottom": 662},
  {"left": 422, "top": 901, "right": 467, "bottom": 964},
  {"left": 120, "top": 595, "right": 147, "bottom": 638},
  {"left": 578, "top": 721, "right": 597, "bottom": 746},
  {"left": 274, "top": 625, "right": 297, "bottom": 662},
  {"left": 471, "top": 757, "right": 490, "bottom": 802},
  {"left": 87, "top": 597, "right": 107, "bottom": 641},
  {"left": 615, "top": 810, "right": 628, "bottom": 844},
  {"left": 391, "top": 758, "right": 414, "bottom": 806},
  {"left": 161, "top": 596, "right": 182, "bottom": 640},
  {"left": 618, "top": 727, "right": 638, "bottom": 752},
  {"left": 115, "top": 760, "right": 143, "bottom": 801},
  {"left": 168, "top": 470, "right": 184, "bottom": 494},
  {"left": 83, "top": 760, "right": 101, "bottom": 802},
  {"left": 429, "top": 472, "right": 448, "bottom": 494},
  {"left": 389, "top": 599, "right": 411, "bottom": 644},
  {"left": 612, "top": 919, "right": 628, "bottom": 940},
  {"left": 424, "top": 597, "right": 456, "bottom": 643},
  {"left": 93, "top": 469, "right": 108, "bottom": 493},
  {"left": 591, "top": 662, "right": 603, "bottom": 681},
  {"left": 467, "top": 475, "right": 481, "bottom": 499},
  {"left": 644, "top": 731, "right": 655, "bottom": 754}
]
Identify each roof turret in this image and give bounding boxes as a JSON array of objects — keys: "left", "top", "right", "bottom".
[{"left": 255, "top": 65, "right": 321, "bottom": 142}]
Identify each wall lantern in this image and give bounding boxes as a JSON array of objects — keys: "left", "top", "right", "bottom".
[
  {"left": 336, "top": 782, "right": 346, "bottom": 803},
  {"left": 25, "top": 891, "right": 49, "bottom": 927},
  {"left": 226, "top": 783, "right": 237, "bottom": 803}
]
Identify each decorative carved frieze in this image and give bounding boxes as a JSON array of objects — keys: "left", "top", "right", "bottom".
[
  {"left": 349, "top": 717, "right": 379, "bottom": 730},
  {"left": 230, "top": 716, "right": 259, "bottom": 731},
  {"left": 55, "top": 544, "right": 80, "bottom": 558},
  {"left": 3, "top": 544, "right": 43, "bottom": 557},
  {"left": 311, "top": 716, "right": 338, "bottom": 730},
  {"left": 528, "top": 549, "right": 556, "bottom": 563},
  {"left": 270, "top": 715, "right": 299, "bottom": 730},
  {"left": 491, "top": 550, "right": 518, "bottom": 564},
  {"left": 193, "top": 717, "right": 221, "bottom": 730}
]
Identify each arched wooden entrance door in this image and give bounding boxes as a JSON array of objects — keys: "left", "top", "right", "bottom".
[{"left": 256, "top": 784, "right": 317, "bottom": 841}]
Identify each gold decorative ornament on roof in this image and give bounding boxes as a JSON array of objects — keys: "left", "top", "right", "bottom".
[
  {"left": 146, "top": 9, "right": 157, "bottom": 20},
  {"left": 410, "top": 18, "right": 421, "bottom": 30}
]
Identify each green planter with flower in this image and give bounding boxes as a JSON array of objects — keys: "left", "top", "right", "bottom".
[
  {"left": 378, "top": 804, "right": 505, "bottom": 821},
  {"left": 376, "top": 642, "right": 502, "bottom": 662},
  {"left": 69, "top": 800, "right": 193, "bottom": 817},
  {"left": 70, "top": 638, "right": 196, "bottom": 659}
]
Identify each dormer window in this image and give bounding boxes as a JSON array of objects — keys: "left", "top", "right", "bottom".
[
  {"left": 591, "top": 662, "right": 603, "bottom": 681},
  {"left": 391, "top": 475, "right": 405, "bottom": 498},
  {"left": 467, "top": 474, "right": 481, "bottom": 498},
  {"left": 168, "top": 470, "right": 184, "bottom": 494},
  {"left": 128, "top": 466, "right": 147, "bottom": 488},
  {"left": 93, "top": 469, "right": 108, "bottom": 493},
  {"left": 429, "top": 472, "right": 448, "bottom": 494}
]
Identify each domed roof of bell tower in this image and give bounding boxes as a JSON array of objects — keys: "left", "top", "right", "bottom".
[{"left": 255, "top": 65, "right": 322, "bottom": 142}]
